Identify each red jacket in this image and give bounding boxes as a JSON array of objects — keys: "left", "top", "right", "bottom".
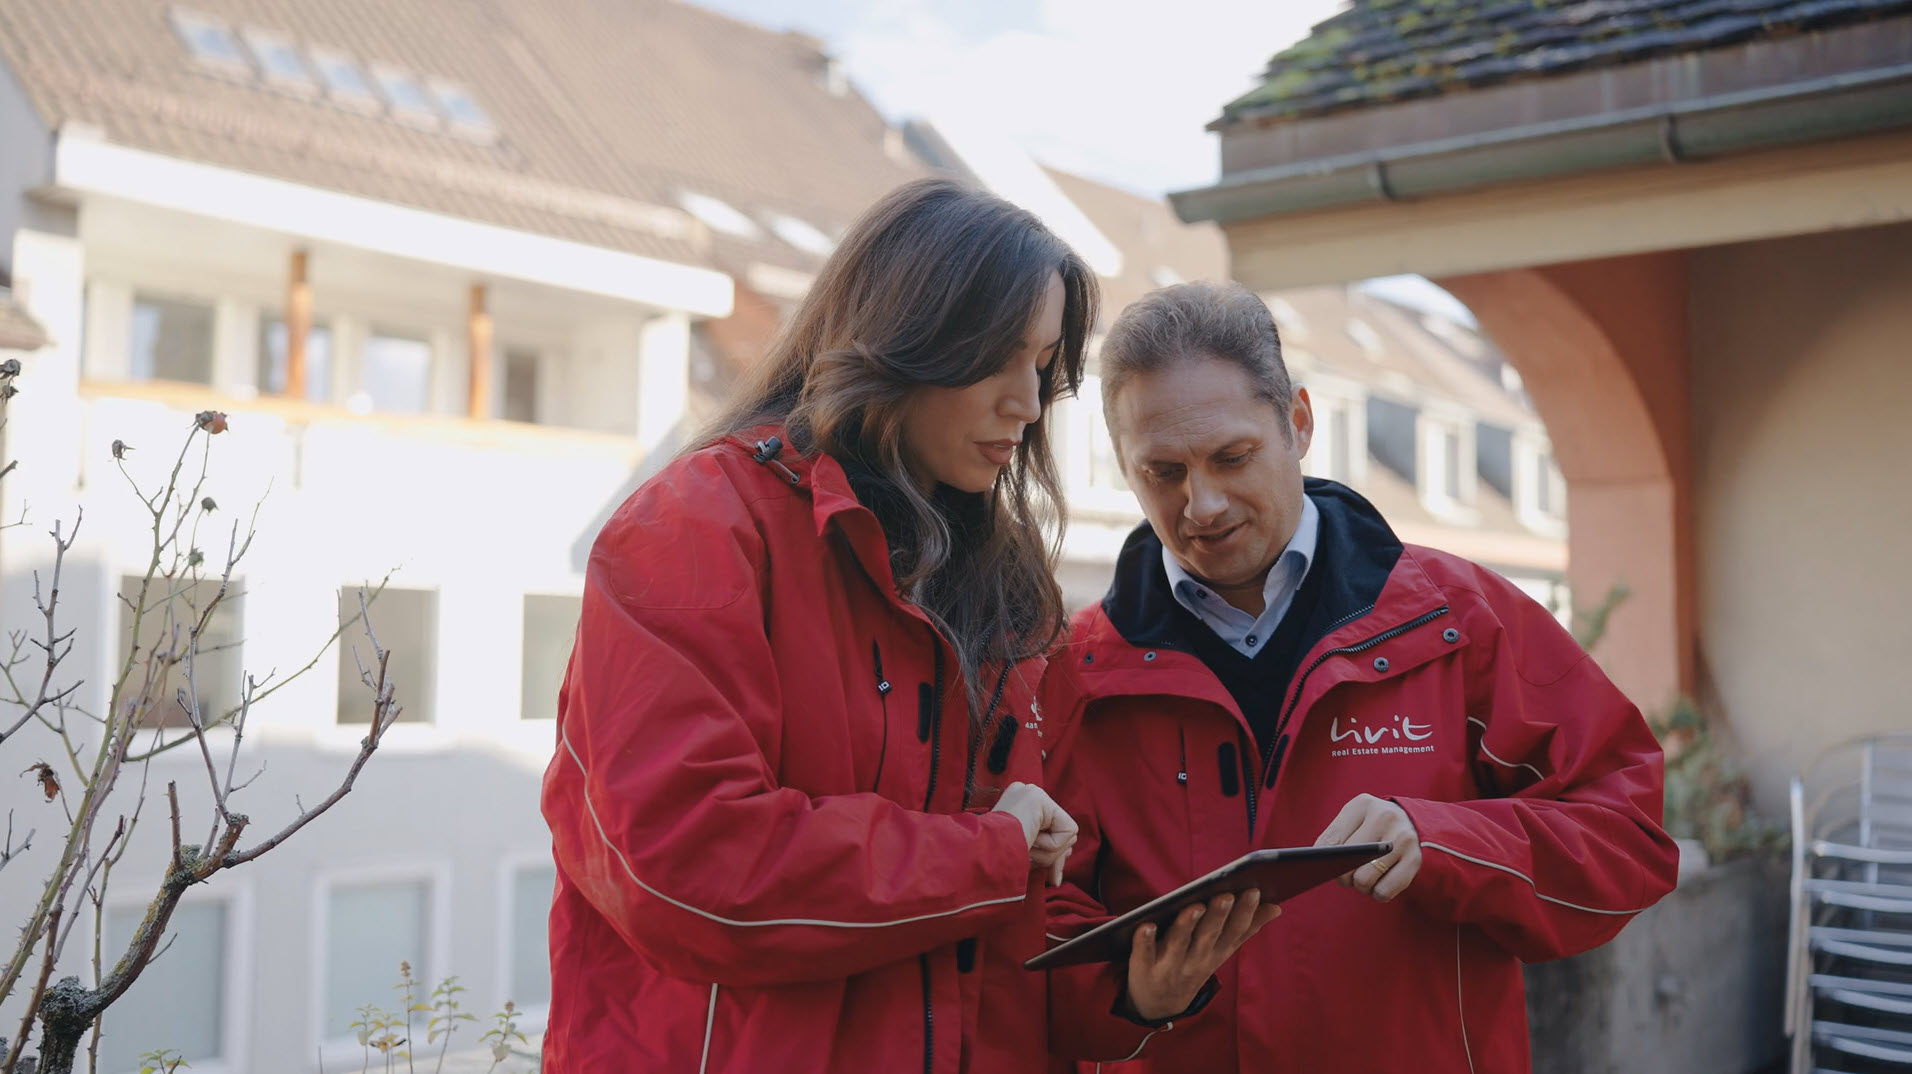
[
  {"left": 542, "top": 431, "right": 1052, "bottom": 1073},
  {"left": 1041, "top": 481, "right": 1679, "bottom": 1073}
]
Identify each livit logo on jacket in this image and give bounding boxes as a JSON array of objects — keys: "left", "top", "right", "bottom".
[{"left": 1328, "top": 715, "right": 1435, "bottom": 758}]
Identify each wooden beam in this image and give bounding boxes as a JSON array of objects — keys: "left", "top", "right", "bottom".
[
  {"left": 284, "top": 250, "right": 310, "bottom": 398},
  {"left": 467, "top": 283, "right": 492, "bottom": 419}
]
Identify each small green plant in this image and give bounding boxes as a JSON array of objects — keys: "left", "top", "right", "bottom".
[
  {"left": 1648, "top": 697, "right": 1786, "bottom": 863},
  {"left": 136, "top": 1050, "right": 188, "bottom": 1074},
  {"left": 427, "top": 976, "right": 477, "bottom": 1071},
  {"left": 345, "top": 964, "right": 532, "bottom": 1074},
  {"left": 479, "top": 1001, "right": 531, "bottom": 1073},
  {"left": 1573, "top": 583, "right": 1784, "bottom": 865}
]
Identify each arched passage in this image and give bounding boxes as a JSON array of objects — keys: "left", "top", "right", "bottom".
[{"left": 1438, "top": 251, "right": 1694, "bottom": 709}]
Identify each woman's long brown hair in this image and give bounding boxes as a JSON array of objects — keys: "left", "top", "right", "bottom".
[{"left": 705, "top": 177, "right": 1096, "bottom": 724}]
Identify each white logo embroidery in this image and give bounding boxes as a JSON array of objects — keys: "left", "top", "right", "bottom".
[{"left": 1328, "top": 715, "right": 1436, "bottom": 758}]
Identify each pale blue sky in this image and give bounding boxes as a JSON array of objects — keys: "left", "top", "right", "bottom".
[
  {"left": 693, "top": 0, "right": 1347, "bottom": 197},
  {"left": 691, "top": 2, "right": 1476, "bottom": 324}
]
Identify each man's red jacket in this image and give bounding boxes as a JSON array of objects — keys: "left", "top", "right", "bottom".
[{"left": 1041, "top": 480, "right": 1679, "bottom": 1072}]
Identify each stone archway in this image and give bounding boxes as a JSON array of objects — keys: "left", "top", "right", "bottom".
[{"left": 1438, "top": 251, "right": 1694, "bottom": 709}]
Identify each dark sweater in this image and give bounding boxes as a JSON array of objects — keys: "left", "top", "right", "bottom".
[{"left": 1168, "top": 548, "right": 1329, "bottom": 757}]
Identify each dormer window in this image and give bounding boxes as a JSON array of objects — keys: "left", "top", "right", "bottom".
[
  {"left": 372, "top": 65, "right": 440, "bottom": 129},
  {"left": 242, "top": 29, "right": 316, "bottom": 96},
  {"left": 680, "top": 192, "right": 762, "bottom": 239},
  {"left": 312, "top": 48, "right": 380, "bottom": 113},
  {"left": 169, "top": 9, "right": 251, "bottom": 78},
  {"left": 430, "top": 81, "right": 495, "bottom": 140}
]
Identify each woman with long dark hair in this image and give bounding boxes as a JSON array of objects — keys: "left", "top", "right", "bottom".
[{"left": 542, "top": 178, "right": 1096, "bottom": 1072}]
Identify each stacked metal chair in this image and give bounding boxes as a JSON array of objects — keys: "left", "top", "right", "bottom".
[{"left": 1788, "top": 731, "right": 1912, "bottom": 1073}]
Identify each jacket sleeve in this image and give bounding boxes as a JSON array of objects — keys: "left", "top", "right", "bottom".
[
  {"left": 542, "top": 461, "right": 1031, "bottom": 989},
  {"left": 1040, "top": 656, "right": 1199, "bottom": 1063},
  {"left": 1393, "top": 572, "right": 1681, "bottom": 963}
]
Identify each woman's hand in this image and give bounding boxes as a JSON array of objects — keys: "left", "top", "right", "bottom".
[
  {"left": 991, "top": 781, "right": 1079, "bottom": 886},
  {"left": 1124, "top": 890, "right": 1280, "bottom": 1022}
]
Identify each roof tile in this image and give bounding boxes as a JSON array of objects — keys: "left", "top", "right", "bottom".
[{"left": 1224, "top": 0, "right": 1912, "bottom": 125}]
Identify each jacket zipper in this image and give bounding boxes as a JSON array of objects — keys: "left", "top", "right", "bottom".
[
  {"left": 921, "top": 633, "right": 946, "bottom": 811},
  {"left": 872, "top": 641, "right": 893, "bottom": 789},
  {"left": 919, "top": 953, "right": 935, "bottom": 1074},
  {"left": 1246, "top": 606, "right": 1451, "bottom": 831},
  {"left": 961, "top": 662, "right": 1015, "bottom": 808}
]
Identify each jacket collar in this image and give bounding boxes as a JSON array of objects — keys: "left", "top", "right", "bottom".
[
  {"left": 1085, "top": 479, "right": 1452, "bottom": 673},
  {"left": 1101, "top": 479, "right": 1406, "bottom": 648},
  {"left": 728, "top": 425, "right": 914, "bottom": 611}
]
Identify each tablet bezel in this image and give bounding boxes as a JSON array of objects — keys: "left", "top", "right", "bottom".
[{"left": 1024, "top": 841, "right": 1392, "bottom": 971}]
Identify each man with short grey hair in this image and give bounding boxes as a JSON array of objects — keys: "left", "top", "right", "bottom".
[{"left": 1040, "top": 281, "right": 1679, "bottom": 1072}]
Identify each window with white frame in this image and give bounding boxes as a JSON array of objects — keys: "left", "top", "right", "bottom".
[
  {"left": 1073, "top": 376, "right": 1127, "bottom": 501},
  {"left": 129, "top": 293, "right": 216, "bottom": 385},
  {"left": 257, "top": 317, "right": 332, "bottom": 402},
  {"left": 1534, "top": 450, "right": 1565, "bottom": 519},
  {"left": 320, "top": 879, "right": 431, "bottom": 1042},
  {"left": 506, "top": 863, "right": 556, "bottom": 1011},
  {"left": 98, "top": 899, "right": 229, "bottom": 1071},
  {"left": 1309, "top": 399, "right": 1348, "bottom": 483},
  {"left": 501, "top": 348, "right": 541, "bottom": 424},
  {"left": 118, "top": 574, "right": 244, "bottom": 729},
  {"left": 337, "top": 586, "right": 435, "bottom": 725},
  {"left": 358, "top": 330, "right": 433, "bottom": 414},
  {"left": 521, "top": 594, "right": 581, "bottom": 720},
  {"left": 1422, "top": 422, "right": 1463, "bottom": 508}
]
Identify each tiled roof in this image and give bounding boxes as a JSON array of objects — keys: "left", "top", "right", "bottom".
[
  {"left": 0, "top": 0, "right": 925, "bottom": 273},
  {"left": 1222, "top": 0, "right": 1912, "bottom": 127}
]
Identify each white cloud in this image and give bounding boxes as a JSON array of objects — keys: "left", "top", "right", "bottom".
[{"left": 833, "top": 0, "right": 1346, "bottom": 195}]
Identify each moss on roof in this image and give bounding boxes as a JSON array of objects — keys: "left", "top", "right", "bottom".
[{"left": 1223, "top": 0, "right": 1912, "bottom": 126}]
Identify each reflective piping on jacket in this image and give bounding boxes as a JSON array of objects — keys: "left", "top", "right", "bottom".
[
  {"left": 1466, "top": 717, "right": 1547, "bottom": 783},
  {"left": 1455, "top": 927, "right": 1475, "bottom": 1074},
  {"left": 1419, "top": 842, "right": 1652, "bottom": 915},
  {"left": 560, "top": 727, "right": 1027, "bottom": 928},
  {"left": 700, "top": 984, "right": 718, "bottom": 1074},
  {"left": 1119, "top": 1028, "right": 1166, "bottom": 1062}
]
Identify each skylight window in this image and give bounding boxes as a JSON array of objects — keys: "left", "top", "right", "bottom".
[
  {"left": 168, "top": 9, "right": 251, "bottom": 76},
  {"left": 680, "top": 192, "right": 761, "bottom": 239},
  {"left": 428, "top": 80, "right": 495, "bottom": 138},
  {"left": 311, "top": 48, "right": 380, "bottom": 113},
  {"left": 764, "top": 213, "right": 834, "bottom": 256},
  {"left": 371, "top": 65, "right": 439, "bottom": 128},
  {"left": 242, "top": 29, "right": 316, "bottom": 95}
]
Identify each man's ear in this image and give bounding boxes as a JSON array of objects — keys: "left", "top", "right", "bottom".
[{"left": 1289, "top": 386, "right": 1315, "bottom": 456}]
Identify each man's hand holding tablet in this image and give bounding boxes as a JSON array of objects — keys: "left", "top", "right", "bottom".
[{"left": 1124, "top": 889, "right": 1282, "bottom": 1021}]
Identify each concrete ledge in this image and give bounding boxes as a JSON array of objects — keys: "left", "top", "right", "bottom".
[{"left": 1526, "top": 857, "right": 1788, "bottom": 1074}]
